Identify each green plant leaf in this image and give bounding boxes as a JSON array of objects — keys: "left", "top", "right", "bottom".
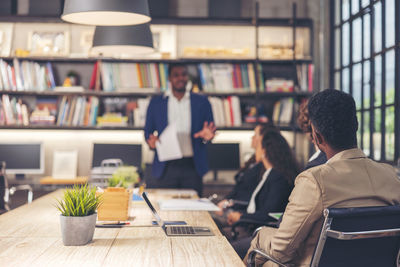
[{"left": 54, "top": 184, "right": 101, "bottom": 217}]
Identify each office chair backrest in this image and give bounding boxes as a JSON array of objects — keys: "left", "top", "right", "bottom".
[
  {"left": 0, "top": 161, "right": 6, "bottom": 210},
  {"left": 311, "top": 205, "right": 400, "bottom": 267}
]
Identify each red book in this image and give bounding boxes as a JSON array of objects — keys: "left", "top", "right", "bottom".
[
  {"left": 308, "top": 64, "right": 314, "bottom": 92},
  {"left": 227, "top": 96, "right": 234, "bottom": 126},
  {"left": 89, "top": 61, "right": 98, "bottom": 90},
  {"left": 236, "top": 64, "right": 243, "bottom": 88},
  {"left": 232, "top": 64, "right": 238, "bottom": 89}
]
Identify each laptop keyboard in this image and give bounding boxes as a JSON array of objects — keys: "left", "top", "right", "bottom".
[{"left": 169, "top": 226, "right": 196, "bottom": 235}]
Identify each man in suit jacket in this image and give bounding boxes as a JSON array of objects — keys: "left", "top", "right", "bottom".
[
  {"left": 244, "top": 89, "right": 400, "bottom": 266},
  {"left": 144, "top": 63, "right": 215, "bottom": 196}
]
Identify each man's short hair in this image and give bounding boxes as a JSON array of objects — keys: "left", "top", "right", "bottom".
[
  {"left": 308, "top": 89, "right": 358, "bottom": 150},
  {"left": 168, "top": 63, "right": 187, "bottom": 76}
]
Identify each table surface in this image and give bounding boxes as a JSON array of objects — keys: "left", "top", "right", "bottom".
[{"left": 0, "top": 189, "right": 244, "bottom": 267}]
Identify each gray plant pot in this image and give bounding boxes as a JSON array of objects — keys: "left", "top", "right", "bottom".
[{"left": 60, "top": 213, "right": 97, "bottom": 246}]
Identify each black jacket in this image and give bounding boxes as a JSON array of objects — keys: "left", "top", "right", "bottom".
[
  {"left": 225, "top": 162, "right": 263, "bottom": 209},
  {"left": 240, "top": 168, "right": 292, "bottom": 222},
  {"left": 305, "top": 151, "right": 327, "bottom": 170}
]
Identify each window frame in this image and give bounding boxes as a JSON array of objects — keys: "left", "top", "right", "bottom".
[{"left": 330, "top": 0, "right": 400, "bottom": 163}]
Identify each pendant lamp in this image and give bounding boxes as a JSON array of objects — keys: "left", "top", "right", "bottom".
[
  {"left": 91, "top": 24, "right": 154, "bottom": 55},
  {"left": 61, "top": 0, "right": 151, "bottom": 26}
]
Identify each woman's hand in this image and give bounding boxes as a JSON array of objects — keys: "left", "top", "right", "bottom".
[
  {"left": 227, "top": 211, "right": 242, "bottom": 225},
  {"left": 215, "top": 199, "right": 229, "bottom": 216}
]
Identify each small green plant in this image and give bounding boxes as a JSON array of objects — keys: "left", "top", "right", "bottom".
[
  {"left": 55, "top": 184, "right": 101, "bottom": 217},
  {"left": 108, "top": 166, "right": 139, "bottom": 188}
]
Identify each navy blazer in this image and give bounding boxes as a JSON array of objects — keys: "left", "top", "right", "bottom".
[
  {"left": 144, "top": 92, "right": 214, "bottom": 178},
  {"left": 240, "top": 168, "right": 293, "bottom": 222}
]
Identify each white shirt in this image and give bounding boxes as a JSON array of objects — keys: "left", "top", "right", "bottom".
[
  {"left": 308, "top": 149, "right": 321, "bottom": 162},
  {"left": 247, "top": 168, "right": 272, "bottom": 214},
  {"left": 166, "top": 90, "right": 193, "bottom": 157}
]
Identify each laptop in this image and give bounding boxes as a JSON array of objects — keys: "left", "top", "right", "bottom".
[{"left": 142, "top": 192, "right": 214, "bottom": 236}]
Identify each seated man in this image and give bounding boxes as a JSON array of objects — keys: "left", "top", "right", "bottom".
[{"left": 244, "top": 89, "right": 400, "bottom": 266}]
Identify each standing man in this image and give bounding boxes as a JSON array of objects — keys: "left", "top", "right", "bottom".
[{"left": 144, "top": 63, "right": 216, "bottom": 196}]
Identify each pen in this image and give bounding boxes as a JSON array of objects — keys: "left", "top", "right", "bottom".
[{"left": 96, "top": 222, "right": 130, "bottom": 228}]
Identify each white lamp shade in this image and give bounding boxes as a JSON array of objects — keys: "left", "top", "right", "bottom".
[
  {"left": 61, "top": 0, "right": 151, "bottom": 26},
  {"left": 92, "top": 24, "right": 154, "bottom": 55}
]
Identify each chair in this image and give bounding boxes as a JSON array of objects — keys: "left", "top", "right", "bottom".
[
  {"left": 0, "top": 161, "right": 33, "bottom": 213},
  {"left": 247, "top": 205, "right": 400, "bottom": 267},
  {"left": 231, "top": 218, "right": 279, "bottom": 241}
]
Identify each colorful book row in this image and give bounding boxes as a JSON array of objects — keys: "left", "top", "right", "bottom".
[
  {"left": 209, "top": 96, "right": 242, "bottom": 127},
  {"left": 56, "top": 96, "right": 99, "bottom": 126},
  {"left": 90, "top": 61, "right": 169, "bottom": 92},
  {"left": 0, "top": 94, "right": 29, "bottom": 126},
  {"left": 272, "top": 98, "right": 296, "bottom": 125},
  {"left": 199, "top": 63, "right": 262, "bottom": 93},
  {"left": 0, "top": 59, "right": 56, "bottom": 91}
]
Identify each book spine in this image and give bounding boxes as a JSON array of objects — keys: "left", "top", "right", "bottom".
[
  {"left": 137, "top": 63, "right": 143, "bottom": 88},
  {"left": 308, "top": 64, "right": 314, "bottom": 92},
  {"left": 46, "top": 62, "right": 56, "bottom": 89}
]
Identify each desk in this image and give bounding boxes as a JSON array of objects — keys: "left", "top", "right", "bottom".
[
  {"left": 39, "top": 176, "right": 88, "bottom": 185},
  {"left": 0, "top": 189, "right": 244, "bottom": 267}
]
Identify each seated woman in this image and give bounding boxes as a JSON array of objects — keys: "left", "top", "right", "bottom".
[
  {"left": 297, "top": 100, "right": 327, "bottom": 169},
  {"left": 215, "top": 124, "right": 274, "bottom": 216},
  {"left": 229, "top": 129, "right": 299, "bottom": 258}
]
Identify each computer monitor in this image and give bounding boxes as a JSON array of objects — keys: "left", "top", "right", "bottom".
[
  {"left": 0, "top": 143, "right": 44, "bottom": 177},
  {"left": 92, "top": 143, "right": 142, "bottom": 169},
  {"left": 207, "top": 143, "right": 240, "bottom": 180}
]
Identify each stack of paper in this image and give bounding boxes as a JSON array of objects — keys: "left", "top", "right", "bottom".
[{"left": 158, "top": 199, "right": 220, "bottom": 211}]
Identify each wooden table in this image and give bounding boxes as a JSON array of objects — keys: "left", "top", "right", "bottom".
[{"left": 0, "top": 189, "right": 244, "bottom": 267}]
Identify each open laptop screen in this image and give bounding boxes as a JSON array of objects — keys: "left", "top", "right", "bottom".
[{"left": 142, "top": 192, "right": 164, "bottom": 227}]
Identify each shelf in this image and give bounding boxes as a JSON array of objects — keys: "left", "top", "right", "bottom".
[
  {"left": 258, "top": 59, "right": 313, "bottom": 64},
  {"left": 0, "top": 125, "right": 144, "bottom": 130},
  {"left": 0, "top": 56, "right": 312, "bottom": 64},
  {"left": 0, "top": 90, "right": 161, "bottom": 98},
  {"left": 258, "top": 91, "right": 313, "bottom": 97},
  {"left": 0, "top": 90, "right": 313, "bottom": 98},
  {"left": 0, "top": 124, "right": 301, "bottom": 132}
]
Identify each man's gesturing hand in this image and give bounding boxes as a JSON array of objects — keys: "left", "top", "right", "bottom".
[{"left": 193, "top": 122, "right": 216, "bottom": 141}]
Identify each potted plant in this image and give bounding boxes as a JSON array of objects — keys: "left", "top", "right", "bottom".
[
  {"left": 55, "top": 184, "right": 101, "bottom": 246},
  {"left": 97, "top": 166, "right": 139, "bottom": 221}
]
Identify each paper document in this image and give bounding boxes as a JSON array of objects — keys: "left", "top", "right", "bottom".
[
  {"left": 158, "top": 199, "right": 220, "bottom": 211},
  {"left": 155, "top": 124, "right": 183, "bottom": 162}
]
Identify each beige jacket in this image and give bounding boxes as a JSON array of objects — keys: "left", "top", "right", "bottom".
[{"left": 247, "top": 148, "right": 400, "bottom": 267}]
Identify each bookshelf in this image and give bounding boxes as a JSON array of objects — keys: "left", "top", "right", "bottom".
[{"left": 0, "top": 17, "right": 314, "bottom": 133}]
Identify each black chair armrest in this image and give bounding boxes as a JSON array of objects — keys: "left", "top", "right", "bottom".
[
  {"left": 231, "top": 219, "right": 279, "bottom": 240},
  {"left": 9, "top": 185, "right": 33, "bottom": 203},
  {"left": 247, "top": 249, "right": 291, "bottom": 267}
]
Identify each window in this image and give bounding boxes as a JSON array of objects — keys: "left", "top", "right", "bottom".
[{"left": 331, "top": 0, "right": 399, "bottom": 163}]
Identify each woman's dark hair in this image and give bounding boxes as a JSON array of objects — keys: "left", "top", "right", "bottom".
[
  {"left": 297, "top": 99, "right": 312, "bottom": 140},
  {"left": 239, "top": 123, "right": 277, "bottom": 172},
  {"left": 308, "top": 89, "right": 358, "bottom": 150},
  {"left": 261, "top": 130, "right": 299, "bottom": 186}
]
